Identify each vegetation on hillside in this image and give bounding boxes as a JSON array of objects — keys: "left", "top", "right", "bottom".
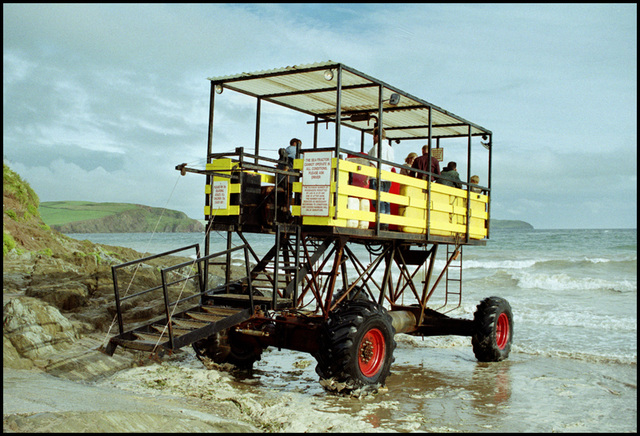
[
  {"left": 39, "top": 201, "right": 140, "bottom": 225},
  {"left": 3, "top": 163, "right": 40, "bottom": 221},
  {"left": 3, "top": 163, "right": 48, "bottom": 256},
  {"left": 40, "top": 201, "right": 205, "bottom": 233}
]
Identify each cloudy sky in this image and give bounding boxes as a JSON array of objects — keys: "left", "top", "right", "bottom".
[{"left": 3, "top": 3, "right": 637, "bottom": 229}]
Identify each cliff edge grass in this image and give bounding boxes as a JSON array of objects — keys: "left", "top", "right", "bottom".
[{"left": 4, "top": 162, "right": 61, "bottom": 257}]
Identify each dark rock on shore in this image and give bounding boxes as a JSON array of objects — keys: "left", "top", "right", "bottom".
[{"left": 3, "top": 163, "right": 201, "bottom": 377}]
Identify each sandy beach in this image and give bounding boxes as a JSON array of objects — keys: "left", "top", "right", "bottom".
[{"left": 4, "top": 334, "right": 636, "bottom": 433}]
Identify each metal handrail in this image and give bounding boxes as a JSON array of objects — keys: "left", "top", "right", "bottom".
[
  {"left": 111, "top": 243, "right": 254, "bottom": 338},
  {"left": 111, "top": 244, "right": 200, "bottom": 334},
  {"left": 159, "top": 244, "right": 254, "bottom": 348}
]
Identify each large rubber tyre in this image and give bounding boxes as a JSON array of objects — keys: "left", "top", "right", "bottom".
[
  {"left": 193, "top": 329, "right": 263, "bottom": 370},
  {"left": 472, "top": 296, "right": 513, "bottom": 362},
  {"left": 314, "top": 300, "right": 396, "bottom": 393},
  {"left": 331, "top": 285, "right": 369, "bottom": 306}
]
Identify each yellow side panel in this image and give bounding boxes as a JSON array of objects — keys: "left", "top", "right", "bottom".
[
  {"left": 260, "top": 174, "right": 276, "bottom": 184},
  {"left": 203, "top": 157, "right": 488, "bottom": 239},
  {"left": 206, "top": 183, "right": 241, "bottom": 195},
  {"left": 396, "top": 181, "right": 488, "bottom": 238},
  {"left": 205, "top": 159, "right": 241, "bottom": 217},
  {"left": 206, "top": 159, "right": 236, "bottom": 172},
  {"left": 204, "top": 205, "right": 240, "bottom": 216}
]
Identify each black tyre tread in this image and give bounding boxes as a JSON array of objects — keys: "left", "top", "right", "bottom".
[
  {"left": 314, "top": 300, "right": 396, "bottom": 393},
  {"left": 193, "top": 332, "right": 229, "bottom": 363},
  {"left": 193, "top": 330, "right": 263, "bottom": 369},
  {"left": 472, "top": 296, "right": 513, "bottom": 362}
]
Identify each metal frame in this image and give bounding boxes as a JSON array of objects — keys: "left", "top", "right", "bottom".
[{"left": 105, "top": 62, "right": 493, "bottom": 364}]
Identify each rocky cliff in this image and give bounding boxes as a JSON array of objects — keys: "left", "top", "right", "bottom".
[{"left": 2, "top": 164, "right": 207, "bottom": 376}]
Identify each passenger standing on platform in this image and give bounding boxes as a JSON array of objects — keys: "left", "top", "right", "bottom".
[
  {"left": 410, "top": 144, "right": 440, "bottom": 181},
  {"left": 368, "top": 128, "right": 394, "bottom": 220},
  {"left": 470, "top": 175, "right": 482, "bottom": 193},
  {"left": 285, "top": 138, "right": 301, "bottom": 167},
  {"left": 438, "top": 161, "right": 463, "bottom": 188},
  {"left": 400, "top": 152, "right": 418, "bottom": 176}
]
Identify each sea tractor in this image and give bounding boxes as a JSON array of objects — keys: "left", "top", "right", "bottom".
[{"left": 103, "top": 61, "right": 514, "bottom": 393}]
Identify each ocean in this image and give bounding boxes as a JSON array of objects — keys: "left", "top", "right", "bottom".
[{"left": 67, "top": 228, "right": 637, "bottom": 432}]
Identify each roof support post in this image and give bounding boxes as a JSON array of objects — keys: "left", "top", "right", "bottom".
[
  {"left": 313, "top": 115, "right": 319, "bottom": 149},
  {"left": 426, "top": 107, "right": 432, "bottom": 241},
  {"left": 334, "top": 64, "right": 342, "bottom": 154},
  {"left": 487, "top": 134, "right": 493, "bottom": 239},
  {"left": 465, "top": 124, "right": 472, "bottom": 244},
  {"left": 333, "top": 65, "right": 343, "bottom": 219},
  {"left": 207, "top": 82, "right": 215, "bottom": 163},
  {"left": 372, "top": 85, "right": 385, "bottom": 233},
  {"left": 254, "top": 98, "right": 261, "bottom": 165},
  {"left": 205, "top": 82, "right": 216, "bottom": 263}
]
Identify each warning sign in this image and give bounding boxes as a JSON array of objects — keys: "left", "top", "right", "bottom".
[
  {"left": 302, "top": 152, "right": 332, "bottom": 185},
  {"left": 431, "top": 148, "right": 443, "bottom": 162},
  {"left": 301, "top": 185, "right": 331, "bottom": 216},
  {"left": 301, "top": 151, "right": 332, "bottom": 216},
  {"left": 212, "top": 181, "right": 228, "bottom": 209}
]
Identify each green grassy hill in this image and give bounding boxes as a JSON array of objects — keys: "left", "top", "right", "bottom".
[
  {"left": 39, "top": 201, "right": 140, "bottom": 225},
  {"left": 40, "top": 201, "right": 204, "bottom": 233}
]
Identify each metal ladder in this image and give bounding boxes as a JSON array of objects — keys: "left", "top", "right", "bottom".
[{"left": 441, "top": 245, "right": 463, "bottom": 313}]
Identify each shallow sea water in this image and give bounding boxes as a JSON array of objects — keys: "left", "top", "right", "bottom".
[{"left": 245, "top": 338, "right": 637, "bottom": 432}]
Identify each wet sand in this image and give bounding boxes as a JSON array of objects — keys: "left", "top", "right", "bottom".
[
  {"left": 4, "top": 335, "right": 636, "bottom": 433},
  {"left": 3, "top": 368, "right": 258, "bottom": 433}
]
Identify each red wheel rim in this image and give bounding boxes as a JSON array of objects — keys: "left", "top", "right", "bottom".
[
  {"left": 495, "top": 312, "right": 510, "bottom": 350},
  {"left": 358, "top": 328, "right": 386, "bottom": 377}
]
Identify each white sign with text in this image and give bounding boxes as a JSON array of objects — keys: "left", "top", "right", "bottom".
[
  {"left": 212, "top": 181, "right": 228, "bottom": 209},
  {"left": 301, "top": 151, "right": 332, "bottom": 216}
]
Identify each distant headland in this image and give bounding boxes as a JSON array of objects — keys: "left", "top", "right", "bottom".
[
  {"left": 490, "top": 219, "right": 534, "bottom": 230},
  {"left": 39, "top": 201, "right": 205, "bottom": 233}
]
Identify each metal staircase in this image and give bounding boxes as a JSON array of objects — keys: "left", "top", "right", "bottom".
[
  {"left": 104, "top": 306, "right": 252, "bottom": 356},
  {"left": 102, "top": 231, "right": 331, "bottom": 357},
  {"left": 103, "top": 243, "right": 257, "bottom": 357}
]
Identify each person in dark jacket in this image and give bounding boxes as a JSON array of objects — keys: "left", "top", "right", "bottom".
[
  {"left": 439, "top": 161, "right": 462, "bottom": 188},
  {"left": 410, "top": 144, "right": 440, "bottom": 181}
]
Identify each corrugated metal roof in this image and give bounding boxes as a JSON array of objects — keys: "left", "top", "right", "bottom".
[{"left": 208, "top": 61, "right": 490, "bottom": 141}]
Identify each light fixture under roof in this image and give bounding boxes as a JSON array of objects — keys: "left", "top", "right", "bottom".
[
  {"left": 323, "top": 69, "right": 334, "bottom": 81},
  {"left": 215, "top": 84, "right": 223, "bottom": 94}
]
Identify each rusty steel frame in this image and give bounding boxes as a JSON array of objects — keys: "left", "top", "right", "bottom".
[{"left": 105, "top": 63, "right": 492, "bottom": 360}]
